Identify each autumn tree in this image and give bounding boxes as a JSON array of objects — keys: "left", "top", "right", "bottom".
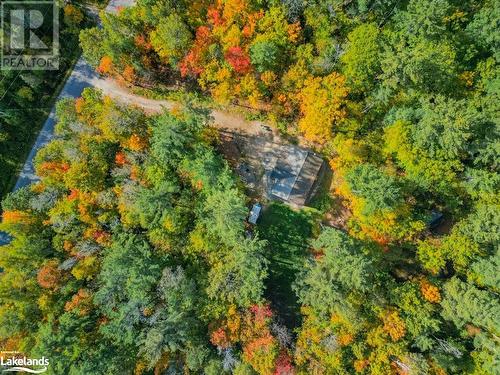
[
  {"left": 151, "top": 14, "right": 193, "bottom": 67},
  {"left": 297, "top": 73, "right": 348, "bottom": 143}
]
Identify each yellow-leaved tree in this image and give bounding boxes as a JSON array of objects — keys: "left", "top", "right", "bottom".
[{"left": 297, "top": 72, "right": 348, "bottom": 143}]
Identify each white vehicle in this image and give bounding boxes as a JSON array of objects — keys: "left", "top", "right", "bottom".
[{"left": 248, "top": 203, "right": 262, "bottom": 225}]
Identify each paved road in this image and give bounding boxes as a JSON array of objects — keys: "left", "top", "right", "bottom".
[
  {"left": 0, "top": 0, "right": 134, "bottom": 245},
  {"left": 0, "top": 0, "right": 272, "bottom": 245},
  {"left": 15, "top": 0, "right": 134, "bottom": 190}
]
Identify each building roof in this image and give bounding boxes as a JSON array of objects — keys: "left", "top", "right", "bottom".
[
  {"left": 0, "top": 231, "right": 11, "bottom": 246},
  {"left": 270, "top": 151, "right": 324, "bottom": 207},
  {"left": 270, "top": 166, "right": 297, "bottom": 201},
  {"left": 288, "top": 152, "right": 324, "bottom": 206}
]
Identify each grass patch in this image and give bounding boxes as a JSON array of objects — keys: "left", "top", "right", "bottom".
[
  {"left": 131, "top": 85, "right": 175, "bottom": 100},
  {"left": 257, "top": 202, "right": 317, "bottom": 329}
]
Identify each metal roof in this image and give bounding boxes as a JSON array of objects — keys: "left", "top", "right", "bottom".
[{"left": 270, "top": 151, "right": 324, "bottom": 206}]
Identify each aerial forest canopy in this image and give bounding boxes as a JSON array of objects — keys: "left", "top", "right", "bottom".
[
  {"left": 79, "top": 0, "right": 499, "bottom": 241},
  {"left": 0, "top": 0, "right": 498, "bottom": 374},
  {"left": 0, "top": 90, "right": 273, "bottom": 373}
]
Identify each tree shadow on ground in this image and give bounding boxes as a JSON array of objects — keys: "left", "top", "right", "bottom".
[{"left": 257, "top": 202, "right": 314, "bottom": 330}]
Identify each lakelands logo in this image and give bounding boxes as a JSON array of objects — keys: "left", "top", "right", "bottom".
[{"left": 0, "top": 352, "right": 49, "bottom": 373}]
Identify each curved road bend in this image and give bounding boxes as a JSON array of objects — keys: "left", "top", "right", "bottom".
[
  {"left": 0, "top": 0, "right": 272, "bottom": 245},
  {"left": 13, "top": 0, "right": 266, "bottom": 191}
]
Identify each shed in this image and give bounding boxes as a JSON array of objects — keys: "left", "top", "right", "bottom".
[
  {"left": 428, "top": 210, "right": 444, "bottom": 229},
  {"left": 0, "top": 231, "right": 11, "bottom": 246}
]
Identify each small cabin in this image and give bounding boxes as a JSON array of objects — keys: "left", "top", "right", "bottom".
[{"left": 269, "top": 150, "right": 325, "bottom": 208}]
